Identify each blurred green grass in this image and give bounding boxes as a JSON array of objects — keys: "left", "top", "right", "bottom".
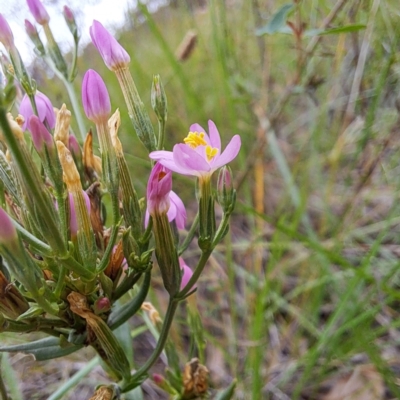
[{"left": 8, "top": 0, "right": 400, "bottom": 398}]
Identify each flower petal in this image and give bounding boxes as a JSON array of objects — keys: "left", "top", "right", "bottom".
[
  {"left": 169, "top": 191, "right": 186, "bottom": 229},
  {"left": 173, "top": 144, "right": 211, "bottom": 175},
  {"left": 207, "top": 120, "right": 221, "bottom": 150},
  {"left": 211, "top": 134, "right": 241, "bottom": 170}
]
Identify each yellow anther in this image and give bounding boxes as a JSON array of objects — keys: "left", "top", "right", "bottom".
[
  {"left": 184, "top": 131, "right": 207, "bottom": 148},
  {"left": 206, "top": 145, "right": 218, "bottom": 161}
]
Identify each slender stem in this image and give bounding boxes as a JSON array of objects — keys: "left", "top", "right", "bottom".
[
  {"left": 177, "top": 249, "right": 212, "bottom": 299},
  {"left": 158, "top": 118, "right": 166, "bottom": 150},
  {"left": 43, "top": 55, "right": 86, "bottom": 140},
  {"left": 11, "top": 219, "right": 52, "bottom": 256},
  {"left": 64, "top": 80, "right": 87, "bottom": 141},
  {"left": 121, "top": 298, "right": 179, "bottom": 393},
  {"left": 179, "top": 213, "right": 199, "bottom": 255}
]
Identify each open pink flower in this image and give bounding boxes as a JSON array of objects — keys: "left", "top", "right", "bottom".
[
  {"left": 19, "top": 91, "right": 55, "bottom": 131},
  {"left": 149, "top": 120, "right": 241, "bottom": 179}
]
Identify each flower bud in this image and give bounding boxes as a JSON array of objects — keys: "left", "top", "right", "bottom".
[
  {"left": 0, "top": 207, "right": 17, "bottom": 246},
  {"left": 82, "top": 69, "right": 111, "bottom": 124},
  {"left": 93, "top": 297, "right": 111, "bottom": 315},
  {"left": 89, "top": 20, "right": 130, "bottom": 71},
  {"left": 63, "top": 6, "right": 78, "bottom": 41},
  {"left": 19, "top": 91, "right": 56, "bottom": 131},
  {"left": 217, "top": 166, "right": 235, "bottom": 213},
  {"left": 146, "top": 162, "right": 172, "bottom": 217},
  {"left": 27, "top": 0, "right": 50, "bottom": 25},
  {"left": 151, "top": 74, "right": 167, "bottom": 123},
  {"left": 68, "top": 134, "right": 81, "bottom": 157},
  {"left": 29, "top": 115, "right": 54, "bottom": 153},
  {"left": 24, "top": 19, "right": 45, "bottom": 55},
  {"left": 0, "top": 14, "right": 14, "bottom": 50}
]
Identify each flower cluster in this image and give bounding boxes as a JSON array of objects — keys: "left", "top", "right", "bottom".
[{"left": 0, "top": 0, "right": 240, "bottom": 397}]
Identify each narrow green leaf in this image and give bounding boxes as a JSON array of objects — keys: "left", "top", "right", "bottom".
[
  {"left": 255, "top": 4, "right": 294, "bottom": 36},
  {"left": 304, "top": 24, "right": 366, "bottom": 36},
  {"left": 0, "top": 336, "right": 82, "bottom": 360}
]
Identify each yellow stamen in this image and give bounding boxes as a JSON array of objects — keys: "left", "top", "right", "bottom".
[
  {"left": 184, "top": 131, "right": 207, "bottom": 148},
  {"left": 206, "top": 145, "right": 218, "bottom": 161}
]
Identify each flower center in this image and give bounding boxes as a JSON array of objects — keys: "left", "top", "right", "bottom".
[
  {"left": 206, "top": 145, "right": 218, "bottom": 161},
  {"left": 184, "top": 131, "right": 207, "bottom": 148}
]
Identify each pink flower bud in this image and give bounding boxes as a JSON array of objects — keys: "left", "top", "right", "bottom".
[
  {"left": 179, "top": 258, "right": 196, "bottom": 291},
  {"left": 24, "top": 19, "right": 37, "bottom": 37},
  {"left": 0, "top": 14, "right": 14, "bottom": 50},
  {"left": 90, "top": 20, "right": 130, "bottom": 71},
  {"left": 68, "top": 134, "right": 81, "bottom": 157},
  {"left": 69, "top": 191, "right": 91, "bottom": 237},
  {"left": 0, "top": 207, "right": 17, "bottom": 245},
  {"left": 93, "top": 297, "right": 111, "bottom": 314},
  {"left": 19, "top": 91, "right": 56, "bottom": 131},
  {"left": 82, "top": 69, "right": 111, "bottom": 123},
  {"left": 146, "top": 162, "right": 172, "bottom": 216},
  {"left": 29, "top": 115, "right": 54, "bottom": 153},
  {"left": 26, "top": 0, "right": 50, "bottom": 25},
  {"left": 62, "top": 6, "right": 74, "bottom": 23}
]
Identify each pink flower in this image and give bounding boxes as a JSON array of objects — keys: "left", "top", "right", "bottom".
[
  {"left": 90, "top": 20, "right": 130, "bottom": 71},
  {"left": 0, "top": 207, "right": 17, "bottom": 245},
  {"left": 146, "top": 162, "right": 172, "bottom": 216},
  {"left": 19, "top": 91, "right": 56, "bottom": 131},
  {"left": 68, "top": 134, "right": 81, "bottom": 157},
  {"left": 179, "top": 258, "right": 195, "bottom": 291},
  {"left": 149, "top": 120, "right": 241, "bottom": 179},
  {"left": 0, "top": 14, "right": 14, "bottom": 50},
  {"left": 26, "top": 0, "right": 50, "bottom": 25},
  {"left": 145, "top": 190, "right": 187, "bottom": 229},
  {"left": 29, "top": 115, "right": 54, "bottom": 153},
  {"left": 82, "top": 69, "right": 111, "bottom": 123}
]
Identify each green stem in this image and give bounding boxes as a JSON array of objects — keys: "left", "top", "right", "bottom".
[
  {"left": 179, "top": 213, "right": 199, "bottom": 255},
  {"left": 11, "top": 219, "right": 52, "bottom": 256},
  {"left": 157, "top": 118, "right": 166, "bottom": 150},
  {"left": 43, "top": 55, "right": 86, "bottom": 140},
  {"left": 121, "top": 298, "right": 179, "bottom": 393},
  {"left": 0, "top": 354, "right": 22, "bottom": 400},
  {"left": 64, "top": 80, "right": 86, "bottom": 141}
]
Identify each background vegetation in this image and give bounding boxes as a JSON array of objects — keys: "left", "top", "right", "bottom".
[{"left": 2, "top": 0, "right": 400, "bottom": 398}]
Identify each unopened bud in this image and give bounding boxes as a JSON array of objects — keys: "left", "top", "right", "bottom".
[
  {"left": 94, "top": 297, "right": 111, "bottom": 315},
  {"left": 217, "top": 166, "right": 235, "bottom": 213},
  {"left": 63, "top": 6, "right": 78, "bottom": 44},
  {"left": 24, "top": 19, "right": 45, "bottom": 55},
  {"left": 29, "top": 115, "right": 54, "bottom": 153},
  {"left": 0, "top": 14, "right": 14, "bottom": 50},
  {"left": 151, "top": 74, "right": 167, "bottom": 123},
  {"left": 27, "top": 0, "right": 50, "bottom": 25},
  {"left": 0, "top": 207, "right": 17, "bottom": 246}
]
